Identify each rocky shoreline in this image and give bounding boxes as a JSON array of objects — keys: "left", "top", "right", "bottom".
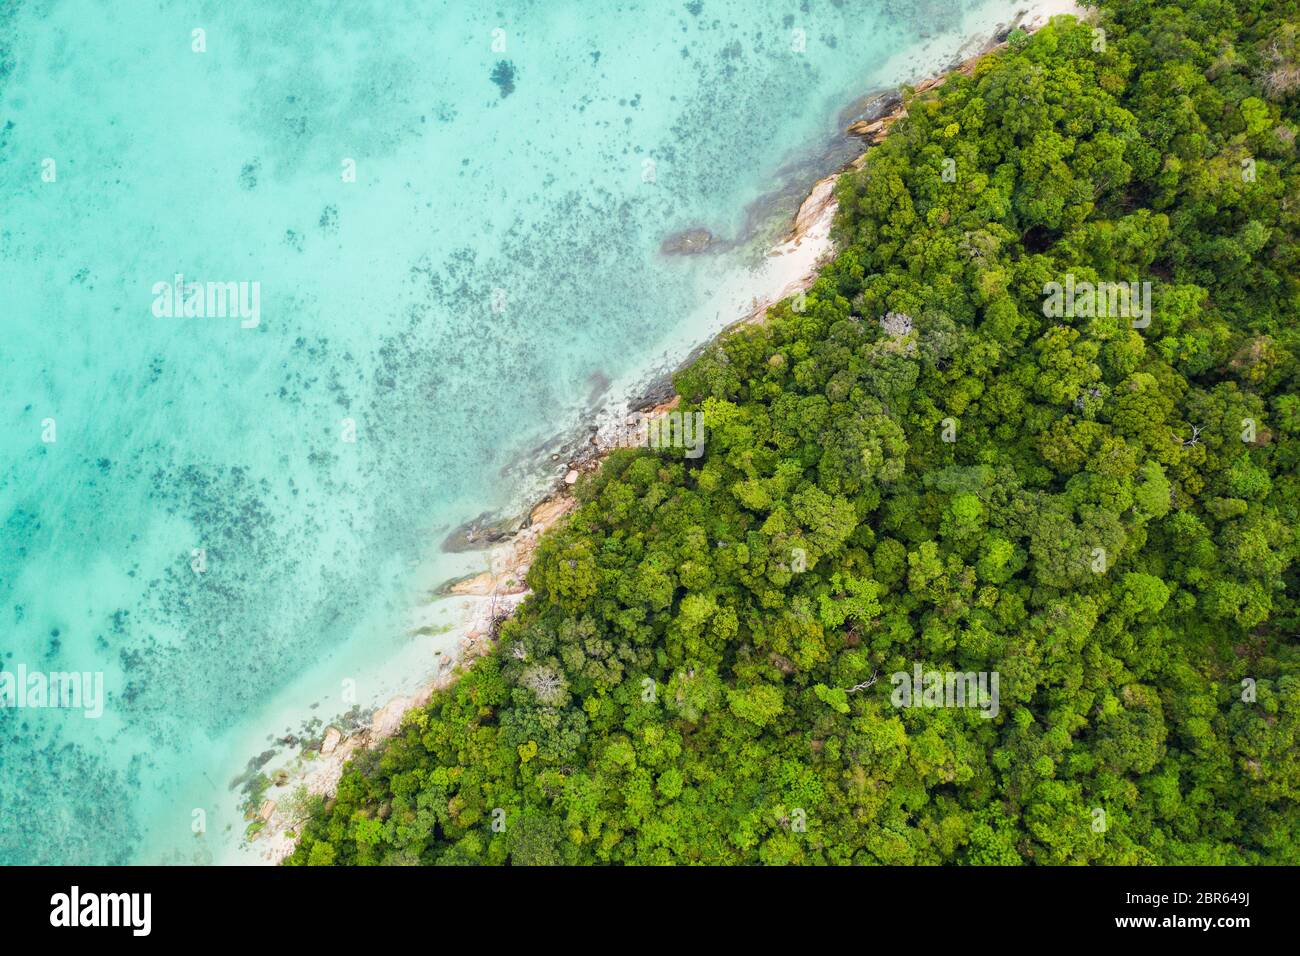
[{"left": 244, "top": 2, "right": 1086, "bottom": 865}]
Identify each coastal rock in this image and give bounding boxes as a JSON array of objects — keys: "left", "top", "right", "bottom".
[
  {"left": 530, "top": 496, "right": 571, "bottom": 527},
  {"left": 440, "top": 513, "right": 518, "bottom": 553},
  {"left": 370, "top": 695, "right": 412, "bottom": 739},
  {"left": 649, "top": 395, "right": 681, "bottom": 416},
  {"left": 847, "top": 111, "right": 905, "bottom": 143},
  {"left": 838, "top": 89, "right": 903, "bottom": 129},
  {"left": 449, "top": 571, "right": 497, "bottom": 596},
  {"left": 564, "top": 469, "right": 579, "bottom": 485},
  {"left": 258, "top": 800, "right": 276, "bottom": 822},
  {"left": 790, "top": 175, "right": 839, "bottom": 244},
  {"left": 632, "top": 373, "right": 676, "bottom": 412},
  {"left": 320, "top": 727, "right": 342, "bottom": 756},
  {"left": 445, "top": 493, "right": 576, "bottom": 601},
  {"left": 660, "top": 227, "right": 718, "bottom": 255}
]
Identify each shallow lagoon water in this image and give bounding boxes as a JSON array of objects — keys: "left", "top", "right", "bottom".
[{"left": 1, "top": 0, "right": 1034, "bottom": 863}]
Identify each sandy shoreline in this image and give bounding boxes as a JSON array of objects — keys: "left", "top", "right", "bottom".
[{"left": 234, "top": 0, "right": 1088, "bottom": 866}]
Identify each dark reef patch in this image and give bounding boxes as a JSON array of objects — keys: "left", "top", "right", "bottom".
[
  {"left": 491, "top": 60, "right": 517, "bottom": 98},
  {"left": 0, "top": 725, "right": 140, "bottom": 864}
]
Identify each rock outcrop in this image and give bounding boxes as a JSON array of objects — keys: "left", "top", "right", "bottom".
[{"left": 660, "top": 227, "right": 720, "bottom": 255}]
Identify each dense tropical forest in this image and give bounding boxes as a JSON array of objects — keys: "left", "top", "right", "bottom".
[{"left": 288, "top": 0, "right": 1300, "bottom": 865}]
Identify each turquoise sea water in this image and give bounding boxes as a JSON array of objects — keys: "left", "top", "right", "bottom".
[{"left": 0, "top": 0, "right": 1030, "bottom": 863}]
